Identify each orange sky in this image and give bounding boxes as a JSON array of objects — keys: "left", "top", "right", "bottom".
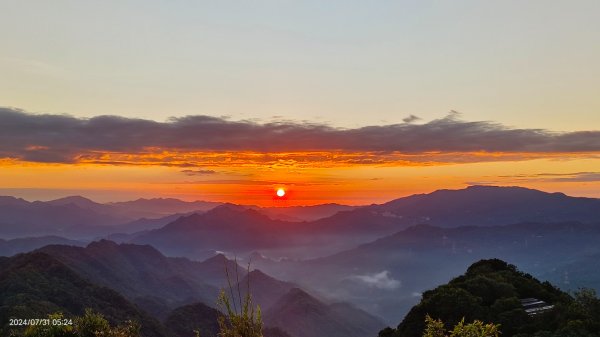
[
  {"left": 1, "top": 2, "right": 599, "bottom": 205},
  {"left": 0, "top": 108, "right": 598, "bottom": 205},
  {"left": 1, "top": 154, "right": 598, "bottom": 205}
]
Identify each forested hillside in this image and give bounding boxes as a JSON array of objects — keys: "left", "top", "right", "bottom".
[{"left": 379, "top": 259, "right": 600, "bottom": 337}]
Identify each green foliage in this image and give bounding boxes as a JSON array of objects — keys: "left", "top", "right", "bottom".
[
  {"left": 23, "top": 313, "right": 76, "bottom": 337},
  {"left": 379, "top": 259, "right": 600, "bottom": 337},
  {"left": 214, "top": 260, "right": 263, "bottom": 337},
  {"left": 422, "top": 315, "right": 445, "bottom": 337},
  {"left": 0, "top": 252, "right": 167, "bottom": 337},
  {"left": 17, "top": 310, "right": 140, "bottom": 337},
  {"left": 423, "top": 315, "right": 500, "bottom": 337},
  {"left": 448, "top": 319, "right": 500, "bottom": 337},
  {"left": 216, "top": 289, "right": 263, "bottom": 337},
  {"left": 75, "top": 309, "right": 110, "bottom": 337}
]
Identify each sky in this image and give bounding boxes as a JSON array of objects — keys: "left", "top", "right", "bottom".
[{"left": 0, "top": 1, "right": 599, "bottom": 205}]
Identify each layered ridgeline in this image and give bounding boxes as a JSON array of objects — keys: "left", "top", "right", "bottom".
[
  {"left": 379, "top": 259, "right": 600, "bottom": 337},
  {"left": 0, "top": 195, "right": 220, "bottom": 238},
  {"left": 251, "top": 221, "right": 600, "bottom": 324},
  {"left": 0, "top": 194, "right": 352, "bottom": 240},
  {"left": 0, "top": 236, "right": 85, "bottom": 256},
  {"left": 1, "top": 186, "right": 599, "bottom": 263},
  {"left": 2, "top": 240, "right": 383, "bottom": 337},
  {"left": 265, "top": 288, "right": 384, "bottom": 337},
  {"left": 131, "top": 186, "right": 600, "bottom": 259},
  {"left": 36, "top": 240, "right": 229, "bottom": 318}
]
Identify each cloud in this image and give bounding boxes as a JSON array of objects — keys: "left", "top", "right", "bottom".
[
  {"left": 349, "top": 270, "right": 401, "bottom": 290},
  {"left": 534, "top": 172, "right": 600, "bottom": 182},
  {"left": 466, "top": 171, "right": 600, "bottom": 186},
  {"left": 181, "top": 169, "right": 218, "bottom": 176},
  {"left": 402, "top": 114, "right": 421, "bottom": 123},
  {"left": 536, "top": 172, "right": 600, "bottom": 182},
  {"left": 1, "top": 107, "right": 599, "bottom": 165}
]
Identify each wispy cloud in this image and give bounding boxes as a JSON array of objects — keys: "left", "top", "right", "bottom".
[
  {"left": 402, "top": 114, "right": 421, "bottom": 123},
  {"left": 509, "top": 172, "right": 600, "bottom": 183},
  {"left": 348, "top": 270, "right": 401, "bottom": 290},
  {"left": 1, "top": 107, "right": 598, "bottom": 166},
  {"left": 536, "top": 172, "right": 600, "bottom": 182},
  {"left": 181, "top": 169, "right": 218, "bottom": 176},
  {"left": 466, "top": 172, "right": 600, "bottom": 185}
]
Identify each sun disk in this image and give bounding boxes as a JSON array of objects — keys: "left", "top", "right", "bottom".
[{"left": 276, "top": 188, "right": 286, "bottom": 197}]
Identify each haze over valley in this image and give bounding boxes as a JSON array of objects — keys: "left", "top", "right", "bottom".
[
  {"left": 2, "top": 186, "right": 600, "bottom": 336},
  {"left": 2, "top": 1, "right": 600, "bottom": 335}
]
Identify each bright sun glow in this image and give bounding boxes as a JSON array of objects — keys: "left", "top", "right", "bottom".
[{"left": 276, "top": 188, "right": 286, "bottom": 197}]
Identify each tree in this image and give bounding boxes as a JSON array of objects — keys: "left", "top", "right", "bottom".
[
  {"left": 197, "top": 258, "right": 263, "bottom": 337},
  {"left": 20, "top": 310, "right": 140, "bottom": 337},
  {"left": 423, "top": 315, "right": 501, "bottom": 337},
  {"left": 23, "top": 313, "right": 76, "bottom": 337},
  {"left": 75, "top": 309, "right": 110, "bottom": 337}
]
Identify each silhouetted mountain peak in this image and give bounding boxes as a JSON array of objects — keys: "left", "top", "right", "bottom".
[
  {"left": 265, "top": 287, "right": 385, "bottom": 337},
  {"left": 85, "top": 239, "right": 166, "bottom": 259},
  {"left": 8, "top": 251, "right": 65, "bottom": 271},
  {"left": 48, "top": 195, "right": 100, "bottom": 206},
  {"left": 87, "top": 239, "right": 120, "bottom": 249},
  {"left": 244, "top": 269, "right": 292, "bottom": 289},
  {"left": 203, "top": 253, "right": 229, "bottom": 265},
  {"left": 373, "top": 185, "right": 600, "bottom": 228},
  {"left": 277, "top": 287, "right": 320, "bottom": 306},
  {"left": 0, "top": 195, "right": 30, "bottom": 206},
  {"left": 165, "top": 205, "right": 273, "bottom": 231},
  {"left": 207, "top": 204, "right": 268, "bottom": 219},
  {"left": 465, "top": 258, "right": 517, "bottom": 275},
  {"left": 247, "top": 269, "right": 271, "bottom": 279}
]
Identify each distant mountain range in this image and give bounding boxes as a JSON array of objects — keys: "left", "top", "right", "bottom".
[
  {"left": 0, "top": 195, "right": 354, "bottom": 239},
  {"left": 0, "top": 235, "right": 84, "bottom": 256},
  {"left": 1, "top": 185, "right": 600, "bottom": 336},
  {"left": 128, "top": 186, "right": 600, "bottom": 260},
  {"left": 1, "top": 186, "right": 598, "bottom": 242},
  {"left": 371, "top": 185, "right": 600, "bottom": 227},
  {"left": 251, "top": 221, "right": 600, "bottom": 324},
  {"left": 0, "top": 196, "right": 126, "bottom": 238}
]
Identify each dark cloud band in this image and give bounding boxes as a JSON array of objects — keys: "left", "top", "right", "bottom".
[{"left": 1, "top": 107, "right": 599, "bottom": 164}]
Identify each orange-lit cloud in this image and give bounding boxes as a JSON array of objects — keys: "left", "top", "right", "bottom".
[
  {"left": 1, "top": 107, "right": 599, "bottom": 167},
  {"left": 1, "top": 107, "right": 599, "bottom": 205},
  {"left": 71, "top": 150, "right": 600, "bottom": 168}
]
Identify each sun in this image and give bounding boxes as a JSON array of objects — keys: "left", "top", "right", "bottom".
[{"left": 276, "top": 188, "right": 286, "bottom": 197}]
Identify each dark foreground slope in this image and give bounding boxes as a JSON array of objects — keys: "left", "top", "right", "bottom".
[
  {"left": 380, "top": 259, "right": 600, "bottom": 337},
  {"left": 164, "top": 302, "right": 221, "bottom": 337},
  {"left": 163, "top": 302, "right": 292, "bottom": 337},
  {"left": 0, "top": 252, "right": 168, "bottom": 337},
  {"left": 265, "top": 288, "right": 385, "bottom": 337},
  {"left": 36, "top": 240, "right": 229, "bottom": 319}
]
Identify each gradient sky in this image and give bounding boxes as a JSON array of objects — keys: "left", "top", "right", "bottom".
[{"left": 1, "top": 1, "right": 599, "bottom": 204}]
